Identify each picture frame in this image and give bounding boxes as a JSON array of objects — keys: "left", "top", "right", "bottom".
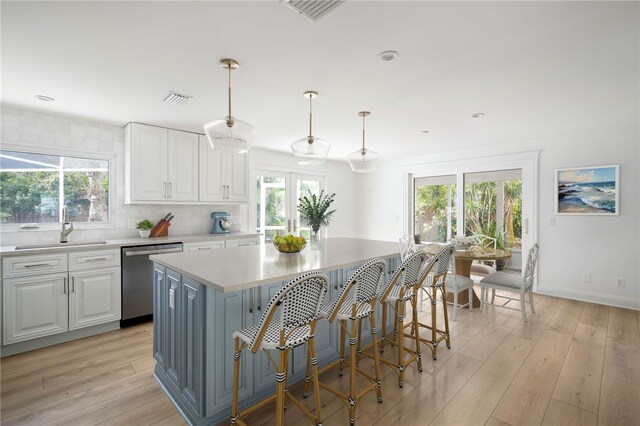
[{"left": 555, "top": 165, "right": 619, "bottom": 215}]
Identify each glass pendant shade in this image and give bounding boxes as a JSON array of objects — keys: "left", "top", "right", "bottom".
[
  {"left": 203, "top": 58, "right": 253, "bottom": 154},
  {"left": 292, "top": 91, "right": 330, "bottom": 165},
  {"left": 203, "top": 116, "right": 255, "bottom": 154},
  {"left": 347, "top": 148, "right": 381, "bottom": 173},
  {"left": 348, "top": 111, "right": 381, "bottom": 173},
  {"left": 291, "top": 136, "right": 331, "bottom": 166}
]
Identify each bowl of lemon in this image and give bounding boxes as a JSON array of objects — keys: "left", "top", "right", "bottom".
[{"left": 273, "top": 234, "right": 307, "bottom": 253}]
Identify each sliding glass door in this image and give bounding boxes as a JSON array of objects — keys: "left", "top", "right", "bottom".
[
  {"left": 256, "top": 171, "right": 324, "bottom": 242},
  {"left": 414, "top": 175, "right": 457, "bottom": 243}
]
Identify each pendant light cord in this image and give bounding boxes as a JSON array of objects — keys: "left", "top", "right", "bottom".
[
  {"left": 361, "top": 113, "right": 366, "bottom": 154},
  {"left": 227, "top": 64, "right": 232, "bottom": 120}
]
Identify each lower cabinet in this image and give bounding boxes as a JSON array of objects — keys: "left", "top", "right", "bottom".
[
  {"left": 2, "top": 273, "right": 69, "bottom": 344},
  {"left": 69, "top": 267, "right": 121, "bottom": 330}
]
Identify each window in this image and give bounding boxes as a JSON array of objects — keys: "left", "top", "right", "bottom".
[
  {"left": 414, "top": 175, "right": 457, "bottom": 243},
  {"left": 0, "top": 150, "right": 109, "bottom": 224}
]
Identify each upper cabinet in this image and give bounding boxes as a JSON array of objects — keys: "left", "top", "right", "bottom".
[
  {"left": 125, "top": 124, "right": 248, "bottom": 204},
  {"left": 199, "top": 135, "right": 249, "bottom": 203},
  {"left": 125, "top": 123, "right": 198, "bottom": 203}
]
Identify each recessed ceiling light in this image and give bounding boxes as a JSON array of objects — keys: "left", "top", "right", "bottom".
[
  {"left": 471, "top": 112, "right": 485, "bottom": 118},
  {"left": 378, "top": 50, "right": 399, "bottom": 62},
  {"left": 35, "top": 95, "right": 55, "bottom": 102}
]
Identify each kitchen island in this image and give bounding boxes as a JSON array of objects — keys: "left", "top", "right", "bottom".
[{"left": 150, "top": 237, "right": 401, "bottom": 425}]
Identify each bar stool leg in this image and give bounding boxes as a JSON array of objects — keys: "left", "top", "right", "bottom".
[
  {"left": 411, "top": 295, "right": 423, "bottom": 372},
  {"left": 275, "top": 348, "right": 287, "bottom": 426},
  {"left": 308, "top": 331, "right": 323, "bottom": 425},
  {"left": 230, "top": 337, "right": 242, "bottom": 424},
  {"left": 302, "top": 344, "right": 313, "bottom": 398},
  {"left": 380, "top": 303, "right": 388, "bottom": 353},
  {"left": 430, "top": 284, "right": 438, "bottom": 360},
  {"left": 369, "top": 311, "right": 383, "bottom": 403},
  {"left": 356, "top": 319, "right": 363, "bottom": 365},
  {"left": 440, "top": 286, "right": 451, "bottom": 349},
  {"left": 396, "top": 299, "right": 406, "bottom": 387},
  {"left": 338, "top": 320, "right": 346, "bottom": 377},
  {"left": 348, "top": 317, "right": 358, "bottom": 425}
]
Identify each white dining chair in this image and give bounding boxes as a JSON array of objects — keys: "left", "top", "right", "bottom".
[
  {"left": 480, "top": 244, "right": 539, "bottom": 322},
  {"left": 442, "top": 251, "right": 475, "bottom": 321}
]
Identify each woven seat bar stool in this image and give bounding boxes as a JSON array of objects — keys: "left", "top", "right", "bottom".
[
  {"left": 415, "top": 244, "right": 455, "bottom": 360},
  {"left": 303, "top": 258, "right": 387, "bottom": 426},
  {"left": 365, "top": 250, "right": 435, "bottom": 387},
  {"left": 230, "top": 271, "right": 329, "bottom": 426}
]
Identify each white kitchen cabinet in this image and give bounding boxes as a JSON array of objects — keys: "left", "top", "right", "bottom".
[
  {"left": 125, "top": 123, "right": 198, "bottom": 203},
  {"left": 3, "top": 273, "right": 68, "bottom": 344},
  {"left": 2, "top": 248, "right": 122, "bottom": 345},
  {"left": 69, "top": 267, "right": 121, "bottom": 330},
  {"left": 199, "top": 135, "right": 249, "bottom": 202},
  {"left": 183, "top": 240, "right": 226, "bottom": 252}
]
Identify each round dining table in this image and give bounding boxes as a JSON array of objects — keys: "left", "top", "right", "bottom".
[{"left": 424, "top": 244, "right": 512, "bottom": 307}]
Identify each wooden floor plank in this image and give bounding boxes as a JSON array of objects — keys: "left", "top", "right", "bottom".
[
  {"left": 541, "top": 398, "right": 597, "bottom": 426},
  {"left": 491, "top": 329, "right": 572, "bottom": 425},
  {"left": 429, "top": 335, "right": 535, "bottom": 426},
  {"left": 580, "top": 303, "right": 609, "bottom": 328},
  {"left": 552, "top": 323, "right": 606, "bottom": 413},
  {"left": 149, "top": 413, "right": 187, "bottom": 426},
  {"left": 605, "top": 307, "right": 640, "bottom": 371},
  {"left": 597, "top": 362, "right": 640, "bottom": 425},
  {"left": 546, "top": 299, "right": 585, "bottom": 336},
  {"left": 96, "top": 396, "right": 177, "bottom": 426}
]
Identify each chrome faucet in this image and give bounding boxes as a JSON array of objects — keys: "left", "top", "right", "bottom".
[{"left": 60, "top": 206, "right": 74, "bottom": 243}]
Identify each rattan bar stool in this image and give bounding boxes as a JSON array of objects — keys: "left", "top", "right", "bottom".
[
  {"left": 230, "top": 271, "right": 329, "bottom": 426},
  {"left": 368, "top": 250, "right": 436, "bottom": 387},
  {"left": 303, "top": 258, "right": 387, "bottom": 425},
  {"left": 415, "top": 244, "right": 455, "bottom": 360}
]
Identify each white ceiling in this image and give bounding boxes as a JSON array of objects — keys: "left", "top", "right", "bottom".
[{"left": 2, "top": 1, "right": 638, "bottom": 161}]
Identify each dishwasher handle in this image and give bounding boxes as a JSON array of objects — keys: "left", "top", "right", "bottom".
[{"left": 124, "top": 247, "right": 183, "bottom": 256}]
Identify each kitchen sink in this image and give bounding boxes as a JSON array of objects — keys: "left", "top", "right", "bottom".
[{"left": 15, "top": 240, "right": 108, "bottom": 250}]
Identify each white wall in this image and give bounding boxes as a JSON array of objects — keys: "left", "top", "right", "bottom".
[
  {"left": 356, "top": 129, "right": 640, "bottom": 310},
  {"left": 0, "top": 105, "right": 358, "bottom": 246}
]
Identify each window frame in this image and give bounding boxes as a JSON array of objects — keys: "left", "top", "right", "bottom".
[{"left": 0, "top": 143, "right": 116, "bottom": 232}]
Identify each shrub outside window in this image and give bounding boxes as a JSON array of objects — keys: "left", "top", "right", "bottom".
[{"left": 0, "top": 150, "right": 109, "bottom": 224}]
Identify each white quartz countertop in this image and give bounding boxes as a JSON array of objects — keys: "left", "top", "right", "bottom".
[
  {"left": 0, "top": 232, "right": 260, "bottom": 256},
  {"left": 150, "top": 237, "right": 400, "bottom": 293}
]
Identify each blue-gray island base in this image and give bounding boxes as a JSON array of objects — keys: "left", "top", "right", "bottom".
[{"left": 150, "top": 238, "right": 402, "bottom": 425}]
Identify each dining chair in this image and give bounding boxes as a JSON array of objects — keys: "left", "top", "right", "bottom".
[
  {"left": 230, "top": 271, "right": 329, "bottom": 426},
  {"left": 442, "top": 251, "right": 475, "bottom": 321},
  {"left": 399, "top": 235, "right": 416, "bottom": 261},
  {"left": 470, "top": 234, "right": 497, "bottom": 277},
  {"left": 480, "top": 244, "right": 539, "bottom": 322}
]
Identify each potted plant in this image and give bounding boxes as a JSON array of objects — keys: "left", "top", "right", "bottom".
[
  {"left": 136, "top": 219, "right": 154, "bottom": 238},
  {"left": 297, "top": 190, "right": 336, "bottom": 242}
]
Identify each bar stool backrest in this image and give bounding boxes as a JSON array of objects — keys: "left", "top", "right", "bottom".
[
  {"left": 379, "top": 250, "right": 433, "bottom": 301},
  {"left": 327, "top": 258, "right": 387, "bottom": 322},
  {"left": 250, "top": 271, "right": 329, "bottom": 352}
]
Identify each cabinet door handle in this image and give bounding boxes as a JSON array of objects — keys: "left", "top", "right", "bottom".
[
  {"left": 83, "top": 257, "right": 108, "bottom": 262},
  {"left": 257, "top": 286, "right": 262, "bottom": 312},
  {"left": 164, "top": 182, "right": 167, "bottom": 198},
  {"left": 168, "top": 182, "right": 172, "bottom": 199},
  {"left": 25, "top": 263, "right": 50, "bottom": 268},
  {"left": 63, "top": 277, "right": 67, "bottom": 294},
  {"left": 249, "top": 288, "right": 254, "bottom": 314},
  {"left": 294, "top": 219, "right": 299, "bottom": 233},
  {"left": 72, "top": 276, "right": 76, "bottom": 293},
  {"left": 226, "top": 185, "right": 230, "bottom": 199}
]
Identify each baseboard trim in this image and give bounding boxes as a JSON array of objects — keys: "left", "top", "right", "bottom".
[
  {"left": 536, "top": 286, "right": 640, "bottom": 310},
  {"left": 0, "top": 321, "right": 120, "bottom": 357}
]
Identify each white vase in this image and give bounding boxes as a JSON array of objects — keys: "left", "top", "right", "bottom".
[{"left": 139, "top": 230, "right": 151, "bottom": 238}]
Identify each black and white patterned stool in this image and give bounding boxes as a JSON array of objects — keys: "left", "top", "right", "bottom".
[
  {"left": 230, "top": 271, "right": 329, "bottom": 426},
  {"left": 415, "top": 244, "right": 455, "bottom": 360},
  {"left": 374, "top": 250, "right": 435, "bottom": 387},
  {"left": 303, "top": 258, "right": 387, "bottom": 426}
]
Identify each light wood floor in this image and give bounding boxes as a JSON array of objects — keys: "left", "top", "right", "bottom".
[{"left": 1, "top": 288, "right": 639, "bottom": 426}]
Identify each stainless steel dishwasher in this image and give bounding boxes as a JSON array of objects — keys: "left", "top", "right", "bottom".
[{"left": 121, "top": 242, "right": 183, "bottom": 326}]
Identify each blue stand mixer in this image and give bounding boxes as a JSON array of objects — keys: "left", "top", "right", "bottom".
[{"left": 211, "top": 212, "right": 231, "bottom": 234}]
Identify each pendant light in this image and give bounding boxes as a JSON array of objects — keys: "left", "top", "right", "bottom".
[
  {"left": 203, "top": 59, "right": 254, "bottom": 154},
  {"left": 291, "top": 91, "right": 330, "bottom": 166},
  {"left": 347, "top": 111, "right": 381, "bottom": 173}
]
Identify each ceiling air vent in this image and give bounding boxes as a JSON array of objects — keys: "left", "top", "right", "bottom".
[
  {"left": 280, "top": 0, "right": 345, "bottom": 22},
  {"left": 163, "top": 91, "right": 192, "bottom": 105}
]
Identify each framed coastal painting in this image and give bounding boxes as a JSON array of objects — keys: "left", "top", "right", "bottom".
[{"left": 555, "top": 165, "right": 619, "bottom": 215}]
